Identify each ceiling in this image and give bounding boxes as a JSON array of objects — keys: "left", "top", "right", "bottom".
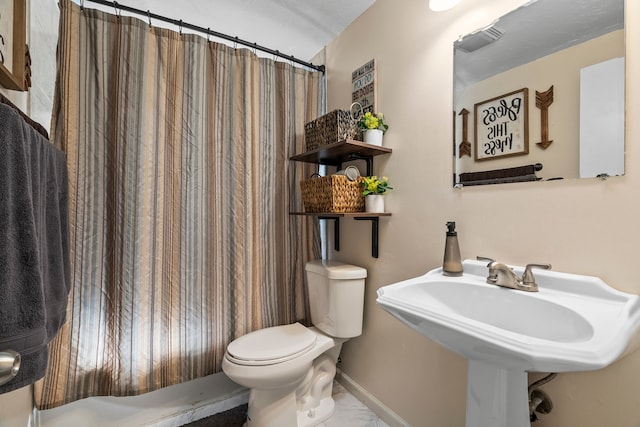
[
  {"left": 455, "top": 0, "right": 624, "bottom": 89},
  {"left": 80, "top": 0, "right": 624, "bottom": 83},
  {"left": 82, "top": 0, "right": 376, "bottom": 64}
]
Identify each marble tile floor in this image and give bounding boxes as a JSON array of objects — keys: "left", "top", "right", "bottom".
[
  {"left": 321, "top": 381, "right": 390, "bottom": 427},
  {"left": 182, "top": 381, "right": 390, "bottom": 427}
]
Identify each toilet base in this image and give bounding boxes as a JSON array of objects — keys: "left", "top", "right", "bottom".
[
  {"left": 297, "top": 396, "right": 335, "bottom": 427},
  {"left": 244, "top": 389, "right": 337, "bottom": 427},
  {"left": 246, "top": 387, "right": 298, "bottom": 427},
  {"left": 244, "top": 349, "right": 340, "bottom": 427}
]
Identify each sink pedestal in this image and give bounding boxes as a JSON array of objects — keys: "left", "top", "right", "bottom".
[{"left": 466, "top": 360, "right": 529, "bottom": 427}]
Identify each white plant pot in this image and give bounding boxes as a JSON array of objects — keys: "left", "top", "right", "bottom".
[
  {"left": 363, "top": 129, "right": 383, "bottom": 146},
  {"left": 365, "top": 195, "right": 385, "bottom": 213}
]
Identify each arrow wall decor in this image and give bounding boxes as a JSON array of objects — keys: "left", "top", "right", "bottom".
[
  {"left": 535, "top": 85, "right": 554, "bottom": 149},
  {"left": 458, "top": 108, "right": 471, "bottom": 157}
]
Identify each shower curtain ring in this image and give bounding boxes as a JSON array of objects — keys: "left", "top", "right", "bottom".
[
  {"left": 207, "top": 28, "right": 210, "bottom": 42},
  {"left": 113, "top": 1, "right": 120, "bottom": 18},
  {"left": 79, "top": 0, "right": 84, "bottom": 11},
  {"left": 179, "top": 19, "right": 183, "bottom": 35},
  {"left": 147, "top": 10, "right": 152, "bottom": 27},
  {"left": 234, "top": 37, "right": 238, "bottom": 50}
]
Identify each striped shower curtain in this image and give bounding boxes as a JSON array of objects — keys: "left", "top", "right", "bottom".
[{"left": 36, "top": 0, "right": 322, "bottom": 409}]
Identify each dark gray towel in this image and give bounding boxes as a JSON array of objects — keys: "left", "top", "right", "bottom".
[{"left": 0, "top": 104, "right": 70, "bottom": 393}]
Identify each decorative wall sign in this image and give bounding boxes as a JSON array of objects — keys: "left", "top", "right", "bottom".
[
  {"left": 352, "top": 59, "right": 376, "bottom": 114},
  {"left": 474, "top": 88, "right": 529, "bottom": 161},
  {"left": 0, "top": 0, "right": 27, "bottom": 91},
  {"left": 535, "top": 85, "right": 554, "bottom": 149}
]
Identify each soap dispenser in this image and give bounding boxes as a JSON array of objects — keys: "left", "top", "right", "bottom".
[{"left": 443, "top": 221, "right": 463, "bottom": 276}]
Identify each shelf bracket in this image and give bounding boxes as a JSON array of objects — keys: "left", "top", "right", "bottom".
[
  {"left": 354, "top": 216, "right": 380, "bottom": 258},
  {"left": 319, "top": 216, "right": 340, "bottom": 251}
]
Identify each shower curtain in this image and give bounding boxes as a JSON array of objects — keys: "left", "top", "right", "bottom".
[{"left": 36, "top": 0, "right": 322, "bottom": 409}]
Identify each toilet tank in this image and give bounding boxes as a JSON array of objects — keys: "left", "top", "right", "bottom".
[{"left": 305, "top": 260, "right": 367, "bottom": 338}]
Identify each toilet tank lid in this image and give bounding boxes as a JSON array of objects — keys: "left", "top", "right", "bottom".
[{"left": 305, "top": 260, "right": 367, "bottom": 279}]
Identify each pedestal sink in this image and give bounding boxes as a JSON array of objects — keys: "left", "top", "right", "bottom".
[{"left": 376, "top": 260, "right": 640, "bottom": 427}]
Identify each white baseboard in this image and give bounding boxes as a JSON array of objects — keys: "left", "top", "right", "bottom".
[{"left": 336, "top": 371, "right": 410, "bottom": 427}]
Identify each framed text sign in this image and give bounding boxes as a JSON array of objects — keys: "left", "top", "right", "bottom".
[
  {"left": 474, "top": 88, "right": 529, "bottom": 161},
  {"left": 352, "top": 59, "right": 376, "bottom": 114},
  {"left": 0, "top": 0, "right": 27, "bottom": 91}
]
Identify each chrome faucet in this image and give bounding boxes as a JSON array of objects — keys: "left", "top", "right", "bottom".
[{"left": 477, "top": 257, "right": 551, "bottom": 292}]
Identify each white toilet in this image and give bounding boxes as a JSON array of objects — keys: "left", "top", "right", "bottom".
[{"left": 222, "top": 260, "right": 367, "bottom": 427}]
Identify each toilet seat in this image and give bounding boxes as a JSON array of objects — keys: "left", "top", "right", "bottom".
[{"left": 226, "top": 322, "right": 317, "bottom": 366}]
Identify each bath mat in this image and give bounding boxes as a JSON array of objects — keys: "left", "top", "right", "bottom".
[{"left": 180, "top": 404, "right": 248, "bottom": 426}]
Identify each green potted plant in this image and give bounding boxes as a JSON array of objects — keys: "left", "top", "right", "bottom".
[
  {"left": 361, "top": 175, "right": 393, "bottom": 213},
  {"left": 358, "top": 111, "right": 389, "bottom": 146}
]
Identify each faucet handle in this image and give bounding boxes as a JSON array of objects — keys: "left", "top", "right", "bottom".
[
  {"left": 522, "top": 263, "right": 552, "bottom": 285},
  {"left": 476, "top": 256, "right": 495, "bottom": 266}
]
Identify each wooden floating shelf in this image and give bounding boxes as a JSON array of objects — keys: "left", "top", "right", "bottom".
[{"left": 290, "top": 139, "right": 392, "bottom": 167}]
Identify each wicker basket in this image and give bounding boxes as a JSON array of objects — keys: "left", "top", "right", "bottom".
[
  {"left": 304, "top": 109, "right": 359, "bottom": 151},
  {"left": 300, "top": 175, "right": 365, "bottom": 213}
]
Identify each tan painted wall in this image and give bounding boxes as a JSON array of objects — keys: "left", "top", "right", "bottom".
[{"left": 325, "top": 0, "right": 640, "bottom": 426}]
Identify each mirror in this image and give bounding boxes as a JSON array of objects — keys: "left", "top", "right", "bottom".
[{"left": 453, "top": 0, "right": 625, "bottom": 187}]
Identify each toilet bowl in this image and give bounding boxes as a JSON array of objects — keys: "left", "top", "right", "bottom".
[{"left": 222, "top": 260, "right": 367, "bottom": 427}]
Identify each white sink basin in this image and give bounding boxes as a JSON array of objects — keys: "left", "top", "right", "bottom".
[{"left": 377, "top": 260, "right": 640, "bottom": 427}]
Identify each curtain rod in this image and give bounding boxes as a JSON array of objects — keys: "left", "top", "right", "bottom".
[{"left": 82, "top": 0, "right": 326, "bottom": 73}]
